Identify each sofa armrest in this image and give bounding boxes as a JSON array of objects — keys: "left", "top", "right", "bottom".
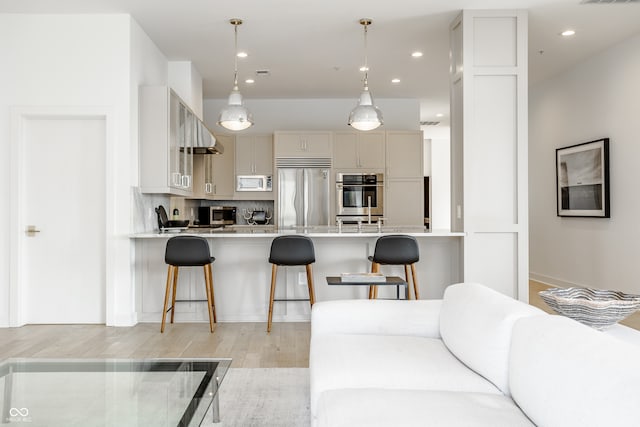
[{"left": 311, "top": 299, "right": 442, "bottom": 338}]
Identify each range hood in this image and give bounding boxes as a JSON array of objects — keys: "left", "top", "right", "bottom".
[{"left": 193, "top": 121, "right": 224, "bottom": 155}]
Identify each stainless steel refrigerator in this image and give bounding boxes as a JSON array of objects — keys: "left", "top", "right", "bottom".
[{"left": 278, "top": 168, "right": 330, "bottom": 227}]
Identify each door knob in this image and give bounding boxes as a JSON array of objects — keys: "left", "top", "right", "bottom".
[{"left": 25, "top": 225, "right": 41, "bottom": 236}]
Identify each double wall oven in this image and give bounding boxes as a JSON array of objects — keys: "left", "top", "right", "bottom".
[{"left": 336, "top": 173, "right": 384, "bottom": 224}]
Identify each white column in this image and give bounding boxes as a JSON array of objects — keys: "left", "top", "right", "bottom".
[{"left": 449, "top": 10, "right": 529, "bottom": 300}]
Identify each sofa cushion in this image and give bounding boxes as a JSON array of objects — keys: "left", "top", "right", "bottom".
[
  {"left": 510, "top": 315, "right": 640, "bottom": 427},
  {"left": 311, "top": 299, "right": 442, "bottom": 338},
  {"left": 310, "top": 333, "right": 500, "bottom": 417},
  {"left": 316, "top": 389, "right": 534, "bottom": 427},
  {"left": 439, "top": 283, "right": 545, "bottom": 396}
]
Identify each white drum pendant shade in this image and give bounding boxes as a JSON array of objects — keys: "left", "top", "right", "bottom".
[
  {"left": 349, "top": 86, "right": 383, "bottom": 131},
  {"left": 348, "top": 18, "right": 383, "bottom": 131},
  {"left": 218, "top": 18, "right": 253, "bottom": 131},
  {"left": 218, "top": 86, "right": 253, "bottom": 131}
]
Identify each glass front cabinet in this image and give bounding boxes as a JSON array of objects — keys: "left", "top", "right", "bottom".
[{"left": 140, "top": 86, "right": 196, "bottom": 196}]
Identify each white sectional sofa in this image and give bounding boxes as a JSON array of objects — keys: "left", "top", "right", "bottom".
[{"left": 309, "top": 283, "right": 640, "bottom": 427}]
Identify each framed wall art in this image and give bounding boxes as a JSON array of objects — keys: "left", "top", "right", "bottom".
[{"left": 556, "top": 138, "right": 609, "bottom": 218}]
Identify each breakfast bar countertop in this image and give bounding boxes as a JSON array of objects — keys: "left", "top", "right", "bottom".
[{"left": 130, "top": 225, "right": 464, "bottom": 238}]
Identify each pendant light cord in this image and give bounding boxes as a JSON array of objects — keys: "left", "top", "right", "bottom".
[
  {"left": 363, "top": 21, "right": 369, "bottom": 88},
  {"left": 233, "top": 22, "right": 239, "bottom": 88}
]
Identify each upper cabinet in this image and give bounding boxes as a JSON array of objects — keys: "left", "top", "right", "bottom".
[
  {"left": 192, "top": 135, "right": 235, "bottom": 200},
  {"left": 140, "top": 86, "right": 203, "bottom": 196},
  {"left": 235, "top": 135, "right": 273, "bottom": 176},
  {"left": 385, "top": 131, "right": 424, "bottom": 179},
  {"left": 274, "top": 131, "right": 332, "bottom": 157},
  {"left": 333, "top": 131, "right": 385, "bottom": 170}
]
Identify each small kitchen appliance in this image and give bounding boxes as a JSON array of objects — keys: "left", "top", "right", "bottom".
[{"left": 197, "top": 206, "right": 236, "bottom": 227}]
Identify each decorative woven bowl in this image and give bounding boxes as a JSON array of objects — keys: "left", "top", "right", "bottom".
[{"left": 539, "top": 287, "right": 640, "bottom": 330}]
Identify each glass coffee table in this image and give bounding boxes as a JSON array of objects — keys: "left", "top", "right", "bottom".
[{"left": 0, "top": 358, "right": 231, "bottom": 426}]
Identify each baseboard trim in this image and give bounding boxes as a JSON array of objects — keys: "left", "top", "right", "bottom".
[
  {"left": 529, "top": 273, "right": 585, "bottom": 289},
  {"left": 110, "top": 312, "right": 138, "bottom": 327}
]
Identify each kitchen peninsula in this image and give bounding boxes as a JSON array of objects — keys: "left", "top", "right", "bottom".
[{"left": 131, "top": 227, "right": 463, "bottom": 324}]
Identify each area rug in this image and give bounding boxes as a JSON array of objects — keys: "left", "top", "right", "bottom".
[{"left": 203, "top": 368, "right": 311, "bottom": 427}]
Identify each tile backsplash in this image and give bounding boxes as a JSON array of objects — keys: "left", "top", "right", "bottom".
[
  {"left": 201, "top": 200, "right": 275, "bottom": 225},
  {"left": 132, "top": 187, "right": 170, "bottom": 233},
  {"left": 132, "top": 188, "right": 275, "bottom": 230}
]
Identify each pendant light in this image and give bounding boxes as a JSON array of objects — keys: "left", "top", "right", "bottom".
[
  {"left": 218, "top": 18, "right": 253, "bottom": 131},
  {"left": 348, "top": 18, "right": 383, "bottom": 131}
]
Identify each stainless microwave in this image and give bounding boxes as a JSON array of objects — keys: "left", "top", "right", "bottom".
[{"left": 236, "top": 175, "right": 273, "bottom": 192}]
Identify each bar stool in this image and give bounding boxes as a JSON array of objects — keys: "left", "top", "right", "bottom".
[
  {"left": 267, "top": 235, "right": 316, "bottom": 333},
  {"left": 368, "top": 235, "right": 420, "bottom": 300},
  {"left": 161, "top": 236, "right": 216, "bottom": 333}
]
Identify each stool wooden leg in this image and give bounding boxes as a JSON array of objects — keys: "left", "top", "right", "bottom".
[
  {"left": 404, "top": 265, "right": 412, "bottom": 300},
  {"left": 267, "top": 264, "right": 277, "bottom": 333},
  {"left": 161, "top": 265, "right": 174, "bottom": 333},
  {"left": 207, "top": 263, "right": 217, "bottom": 324},
  {"left": 170, "top": 266, "right": 179, "bottom": 324},
  {"left": 203, "top": 265, "right": 215, "bottom": 333},
  {"left": 306, "top": 264, "right": 315, "bottom": 306},
  {"left": 411, "top": 263, "right": 420, "bottom": 300},
  {"left": 369, "top": 262, "right": 380, "bottom": 299},
  {"left": 373, "top": 262, "right": 380, "bottom": 299}
]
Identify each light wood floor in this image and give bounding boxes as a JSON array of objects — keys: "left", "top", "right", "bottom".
[
  {"left": 0, "top": 322, "right": 310, "bottom": 368},
  {"left": 2, "top": 281, "right": 638, "bottom": 367}
]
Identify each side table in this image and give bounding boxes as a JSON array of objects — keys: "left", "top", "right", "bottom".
[{"left": 326, "top": 276, "right": 408, "bottom": 299}]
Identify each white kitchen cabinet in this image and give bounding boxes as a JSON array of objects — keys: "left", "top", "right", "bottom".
[
  {"left": 192, "top": 135, "right": 235, "bottom": 200},
  {"left": 210, "top": 135, "right": 235, "bottom": 199},
  {"left": 385, "top": 131, "right": 424, "bottom": 179},
  {"left": 235, "top": 135, "right": 273, "bottom": 175},
  {"left": 140, "top": 86, "right": 196, "bottom": 196},
  {"left": 333, "top": 131, "right": 385, "bottom": 169},
  {"left": 385, "top": 179, "right": 424, "bottom": 226},
  {"left": 274, "top": 131, "right": 332, "bottom": 157}
]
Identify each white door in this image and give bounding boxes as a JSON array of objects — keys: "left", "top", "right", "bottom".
[{"left": 22, "top": 117, "right": 106, "bottom": 324}]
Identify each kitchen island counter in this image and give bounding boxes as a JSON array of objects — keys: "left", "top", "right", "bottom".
[
  {"left": 132, "top": 227, "right": 463, "bottom": 324},
  {"left": 130, "top": 226, "right": 463, "bottom": 238}
]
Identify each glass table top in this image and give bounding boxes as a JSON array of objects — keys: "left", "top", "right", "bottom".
[{"left": 0, "top": 358, "right": 231, "bottom": 426}]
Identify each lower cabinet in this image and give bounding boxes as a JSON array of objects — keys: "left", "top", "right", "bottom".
[{"left": 385, "top": 179, "right": 424, "bottom": 226}]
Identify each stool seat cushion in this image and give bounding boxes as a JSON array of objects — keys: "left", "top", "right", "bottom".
[
  {"left": 165, "top": 236, "right": 214, "bottom": 266},
  {"left": 371, "top": 235, "right": 419, "bottom": 265},
  {"left": 269, "top": 235, "right": 315, "bottom": 266}
]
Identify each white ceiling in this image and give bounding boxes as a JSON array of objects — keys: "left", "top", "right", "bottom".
[{"left": 2, "top": 0, "right": 640, "bottom": 123}]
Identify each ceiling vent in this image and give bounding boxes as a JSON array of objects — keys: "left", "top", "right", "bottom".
[
  {"left": 580, "top": 0, "right": 640, "bottom": 3},
  {"left": 255, "top": 69, "right": 271, "bottom": 77},
  {"left": 420, "top": 121, "right": 440, "bottom": 126}
]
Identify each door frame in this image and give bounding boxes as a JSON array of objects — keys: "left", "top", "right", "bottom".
[{"left": 9, "top": 106, "right": 116, "bottom": 327}]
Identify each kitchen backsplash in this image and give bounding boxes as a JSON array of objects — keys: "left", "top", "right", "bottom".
[
  {"left": 132, "top": 187, "right": 170, "bottom": 233},
  {"left": 132, "top": 187, "right": 276, "bottom": 230},
  {"left": 201, "top": 200, "right": 275, "bottom": 225}
]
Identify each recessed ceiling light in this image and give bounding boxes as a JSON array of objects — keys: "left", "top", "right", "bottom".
[
  {"left": 391, "top": 78, "right": 401, "bottom": 84},
  {"left": 436, "top": 113, "right": 444, "bottom": 118},
  {"left": 411, "top": 51, "right": 423, "bottom": 58},
  {"left": 237, "top": 51, "right": 248, "bottom": 58},
  {"left": 245, "top": 79, "right": 255, "bottom": 84},
  {"left": 359, "top": 66, "right": 369, "bottom": 72},
  {"left": 560, "top": 30, "right": 575, "bottom": 37}
]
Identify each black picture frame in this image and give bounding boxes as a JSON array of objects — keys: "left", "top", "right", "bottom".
[{"left": 556, "top": 138, "right": 610, "bottom": 218}]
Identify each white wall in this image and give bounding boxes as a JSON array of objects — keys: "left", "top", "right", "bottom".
[
  {"left": 423, "top": 124, "right": 451, "bottom": 231},
  {"left": 168, "top": 61, "right": 203, "bottom": 119},
  {"left": 0, "top": 14, "right": 169, "bottom": 327},
  {"left": 203, "top": 98, "right": 420, "bottom": 133},
  {"left": 430, "top": 138, "right": 451, "bottom": 231},
  {"left": 529, "top": 33, "right": 640, "bottom": 294}
]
